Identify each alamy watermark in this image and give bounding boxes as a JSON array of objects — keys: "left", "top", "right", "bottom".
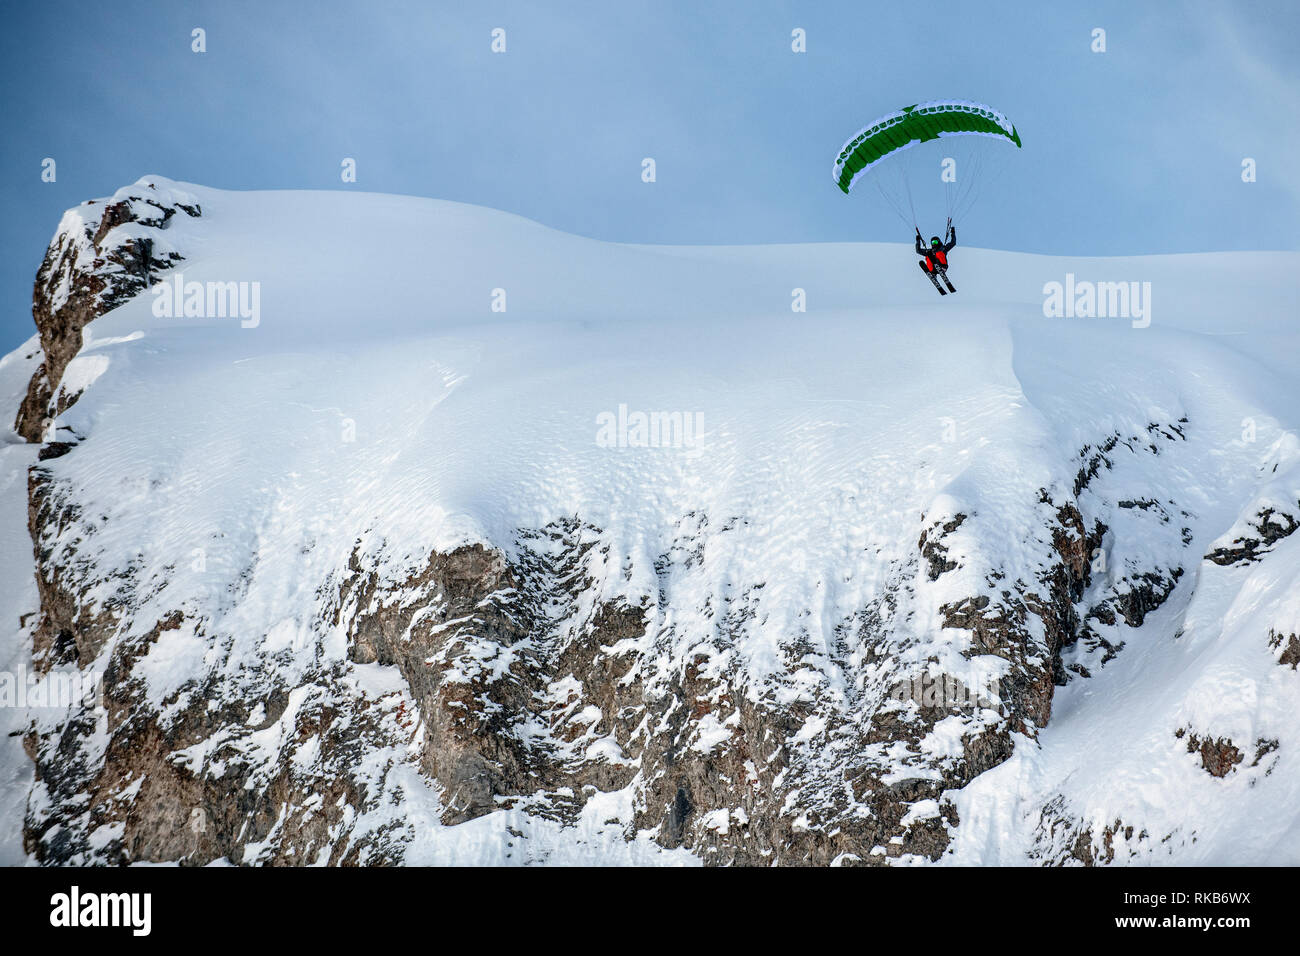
[
  {"left": 889, "top": 672, "right": 1000, "bottom": 711},
  {"left": 1042, "top": 273, "right": 1151, "bottom": 328},
  {"left": 0, "top": 665, "right": 104, "bottom": 712},
  {"left": 49, "top": 886, "right": 151, "bottom": 936},
  {"left": 596, "top": 404, "right": 704, "bottom": 449},
  {"left": 151, "top": 271, "right": 261, "bottom": 328}
]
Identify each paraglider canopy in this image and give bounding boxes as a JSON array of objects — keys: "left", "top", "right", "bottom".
[{"left": 833, "top": 100, "right": 1022, "bottom": 195}]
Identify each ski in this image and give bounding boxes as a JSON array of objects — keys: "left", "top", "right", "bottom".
[
  {"left": 925, "top": 270, "right": 946, "bottom": 295},
  {"left": 940, "top": 272, "right": 956, "bottom": 293}
]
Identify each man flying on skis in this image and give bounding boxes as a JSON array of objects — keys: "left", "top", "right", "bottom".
[{"left": 916, "top": 218, "right": 956, "bottom": 295}]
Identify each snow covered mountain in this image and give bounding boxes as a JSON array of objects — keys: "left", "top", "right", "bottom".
[{"left": 1, "top": 176, "right": 1297, "bottom": 865}]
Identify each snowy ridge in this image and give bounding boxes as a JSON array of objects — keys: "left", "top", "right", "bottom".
[
  {"left": 2, "top": 178, "right": 1298, "bottom": 865},
  {"left": 13, "top": 177, "right": 201, "bottom": 443}
]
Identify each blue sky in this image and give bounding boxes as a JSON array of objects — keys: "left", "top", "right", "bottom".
[{"left": 2, "top": 0, "right": 1298, "bottom": 350}]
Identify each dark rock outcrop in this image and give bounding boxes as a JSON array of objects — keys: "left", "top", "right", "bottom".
[
  {"left": 1206, "top": 505, "right": 1300, "bottom": 566},
  {"left": 14, "top": 179, "right": 199, "bottom": 441},
  {"left": 1270, "top": 630, "right": 1300, "bottom": 670},
  {"left": 1176, "top": 728, "right": 1243, "bottom": 778}
]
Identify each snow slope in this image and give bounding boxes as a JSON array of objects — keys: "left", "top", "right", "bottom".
[{"left": 2, "top": 177, "right": 1297, "bottom": 864}]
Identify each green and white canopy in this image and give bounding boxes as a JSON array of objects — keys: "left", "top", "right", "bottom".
[{"left": 833, "top": 100, "right": 1022, "bottom": 194}]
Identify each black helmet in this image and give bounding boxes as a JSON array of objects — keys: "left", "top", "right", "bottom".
[{"left": 930, "top": 236, "right": 942, "bottom": 247}]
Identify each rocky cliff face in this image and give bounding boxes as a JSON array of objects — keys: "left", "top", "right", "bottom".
[
  {"left": 321, "top": 472, "right": 1185, "bottom": 865},
  {"left": 14, "top": 179, "right": 200, "bottom": 442},
  {"left": 20, "top": 429, "right": 1189, "bottom": 864},
  {"left": 9, "top": 181, "right": 1297, "bottom": 865}
]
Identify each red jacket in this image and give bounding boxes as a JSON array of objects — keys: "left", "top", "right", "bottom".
[{"left": 917, "top": 227, "right": 956, "bottom": 269}]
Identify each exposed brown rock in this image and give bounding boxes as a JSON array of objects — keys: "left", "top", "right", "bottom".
[
  {"left": 918, "top": 513, "right": 966, "bottom": 581},
  {"left": 1176, "top": 727, "right": 1243, "bottom": 778},
  {"left": 14, "top": 184, "right": 199, "bottom": 441},
  {"left": 1206, "top": 506, "right": 1300, "bottom": 566},
  {"left": 1269, "top": 630, "right": 1300, "bottom": 669}
]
